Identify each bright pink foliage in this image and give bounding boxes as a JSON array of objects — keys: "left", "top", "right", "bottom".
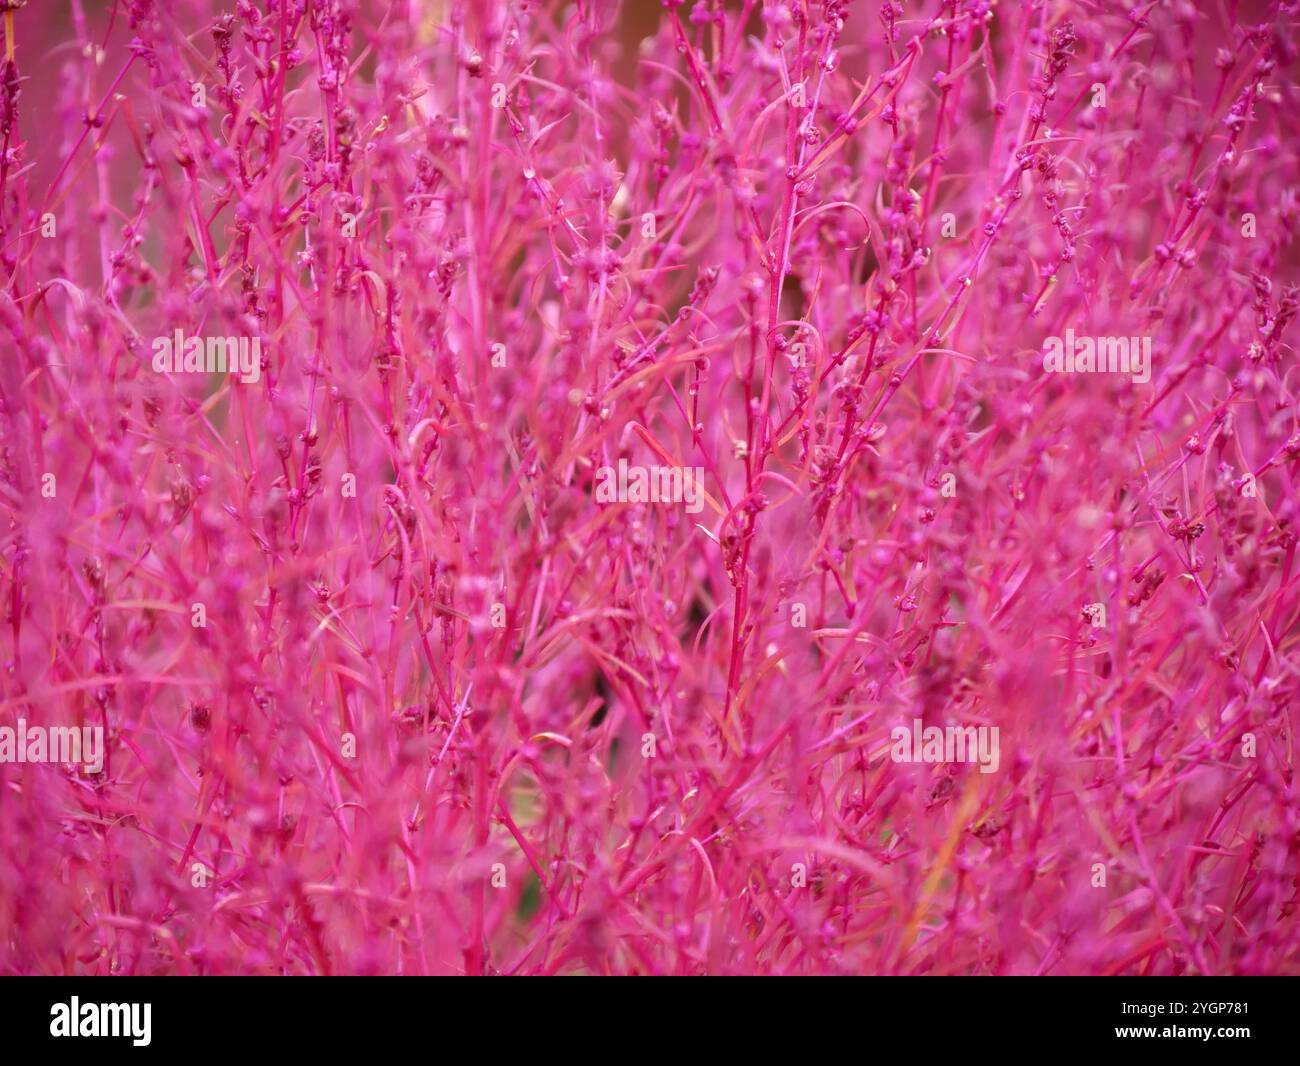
[{"left": 1, "top": 0, "right": 1299, "bottom": 975}]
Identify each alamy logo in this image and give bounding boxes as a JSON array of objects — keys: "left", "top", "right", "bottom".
[
  {"left": 890, "top": 719, "right": 1000, "bottom": 774},
  {"left": 50, "top": 998, "right": 151, "bottom": 1046},
  {"left": 0, "top": 720, "right": 103, "bottom": 772},
  {"left": 151, "top": 329, "right": 262, "bottom": 383},
  {"left": 594, "top": 459, "right": 705, "bottom": 514},
  {"left": 1042, "top": 329, "right": 1151, "bottom": 384}
]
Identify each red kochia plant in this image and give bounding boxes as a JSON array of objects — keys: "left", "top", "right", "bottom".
[{"left": 0, "top": 0, "right": 1298, "bottom": 975}]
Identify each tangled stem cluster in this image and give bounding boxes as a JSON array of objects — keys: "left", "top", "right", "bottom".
[{"left": 1, "top": 0, "right": 1298, "bottom": 975}]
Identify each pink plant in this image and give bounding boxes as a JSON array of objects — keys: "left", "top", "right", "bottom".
[{"left": 1, "top": 0, "right": 1298, "bottom": 976}]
